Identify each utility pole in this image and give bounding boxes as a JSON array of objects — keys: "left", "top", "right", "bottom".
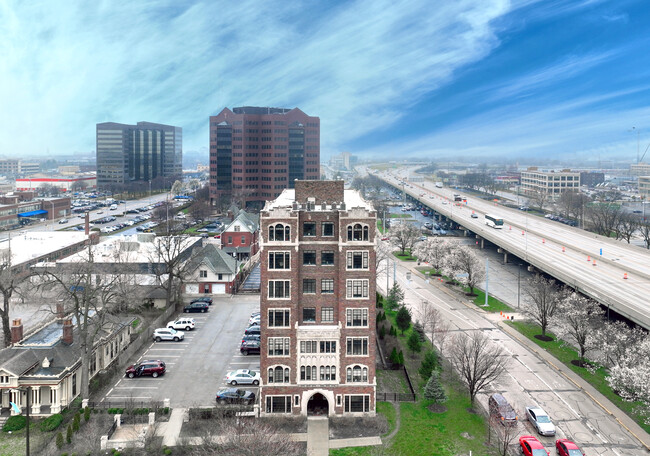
[
  {"left": 517, "top": 264, "right": 521, "bottom": 309},
  {"left": 484, "top": 257, "right": 489, "bottom": 307}
]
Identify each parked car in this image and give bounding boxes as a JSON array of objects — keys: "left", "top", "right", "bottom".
[
  {"left": 244, "top": 325, "right": 260, "bottom": 336},
  {"left": 153, "top": 328, "right": 184, "bottom": 342},
  {"left": 184, "top": 302, "right": 209, "bottom": 313},
  {"left": 526, "top": 406, "right": 556, "bottom": 436},
  {"left": 471, "top": 213, "right": 478, "bottom": 218},
  {"left": 215, "top": 388, "right": 256, "bottom": 405},
  {"left": 519, "top": 435, "right": 549, "bottom": 456},
  {"left": 241, "top": 334, "right": 261, "bottom": 344},
  {"left": 167, "top": 318, "right": 195, "bottom": 331},
  {"left": 488, "top": 393, "right": 517, "bottom": 426},
  {"left": 58, "top": 218, "right": 69, "bottom": 224},
  {"left": 240, "top": 339, "right": 261, "bottom": 356},
  {"left": 191, "top": 297, "right": 213, "bottom": 305},
  {"left": 248, "top": 316, "right": 260, "bottom": 326},
  {"left": 224, "top": 369, "right": 260, "bottom": 386},
  {"left": 555, "top": 439, "right": 585, "bottom": 456},
  {"left": 125, "top": 360, "right": 166, "bottom": 378}
]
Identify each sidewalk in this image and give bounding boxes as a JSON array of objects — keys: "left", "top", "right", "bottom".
[
  {"left": 156, "top": 407, "right": 186, "bottom": 447},
  {"left": 307, "top": 417, "right": 329, "bottom": 456},
  {"left": 402, "top": 259, "right": 650, "bottom": 452}
]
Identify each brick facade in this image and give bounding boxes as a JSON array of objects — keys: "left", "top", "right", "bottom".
[{"left": 259, "top": 181, "right": 376, "bottom": 416}]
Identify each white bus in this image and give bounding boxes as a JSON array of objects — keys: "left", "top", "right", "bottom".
[{"left": 485, "top": 214, "right": 504, "bottom": 229}]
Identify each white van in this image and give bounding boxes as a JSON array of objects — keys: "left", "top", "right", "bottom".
[{"left": 109, "top": 204, "right": 118, "bottom": 210}]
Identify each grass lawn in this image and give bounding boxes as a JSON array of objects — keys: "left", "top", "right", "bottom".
[
  {"left": 389, "top": 213, "right": 412, "bottom": 218},
  {"left": 393, "top": 251, "right": 417, "bottom": 262},
  {"left": 507, "top": 320, "right": 650, "bottom": 434},
  {"left": 377, "top": 220, "right": 386, "bottom": 233},
  {"left": 470, "top": 290, "right": 514, "bottom": 313},
  {"left": 0, "top": 422, "right": 50, "bottom": 456}
]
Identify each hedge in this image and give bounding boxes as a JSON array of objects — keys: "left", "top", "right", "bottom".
[
  {"left": 3, "top": 415, "right": 27, "bottom": 432},
  {"left": 40, "top": 413, "right": 63, "bottom": 432}
]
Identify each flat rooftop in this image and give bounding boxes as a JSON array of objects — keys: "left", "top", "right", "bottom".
[
  {"left": 265, "top": 189, "right": 372, "bottom": 211},
  {"left": 0, "top": 231, "right": 89, "bottom": 266}
]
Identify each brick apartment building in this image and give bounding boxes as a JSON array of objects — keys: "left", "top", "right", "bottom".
[
  {"left": 259, "top": 180, "right": 376, "bottom": 417},
  {"left": 209, "top": 107, "right": 320, "bottom": 208}
]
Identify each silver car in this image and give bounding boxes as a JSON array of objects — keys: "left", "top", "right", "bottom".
[
  {"left": 153, "top": 328, "right": 185, "bottom": 342},
  {"left": 526, "top": 406, "right": 556, "bottom": 436}
]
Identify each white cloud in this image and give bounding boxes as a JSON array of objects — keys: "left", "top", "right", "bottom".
[{"left": 0, "top": 0, "right": 512, "bottom": 157}]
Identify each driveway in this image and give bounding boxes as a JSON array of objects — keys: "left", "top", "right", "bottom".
[{"left": 102, "top": 295, "right": 261, "bottom": 408}]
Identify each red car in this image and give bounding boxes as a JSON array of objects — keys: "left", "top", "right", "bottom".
[
  {"left": 556, "top": 439, "right": 585, "bottom": 456},
  {"left": 125, "top": 360, "right": 166, "bottom": 378},
  {"left": 520, "top": 435, "right": 549, "bottom": 456}
]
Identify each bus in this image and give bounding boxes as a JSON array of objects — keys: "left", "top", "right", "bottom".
[{"left": 485, "top": 214, "right": 504, "bottom": 229}]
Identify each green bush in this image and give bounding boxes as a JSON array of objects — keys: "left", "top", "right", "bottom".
[
  {"left": 163, "top": 407, "right": 170, "bottom": 415},
  {"left": 389, "top": 347, "right": 399, "bottom": 364},
  {"left": 61, "top": 453, "right": 68, "bottom": 456},
  {"left": 84, "top": 407, "right": 90, "bottom": 422},
  {"left": 3, "top": 415, "right": 27, "bottom": 432},
  {"left": 419, "top": 350, "right": 439, "bottom": 380},
  {"left": 66, "top": 424, "right": 72, "bottom": 444},
  {"left": 424, "top": 370, "right": 447, "bottom": 403},
  {"left": 56, "top": 432, "right": 64, "bottom": 449},
  {"left": 407, "top": 331, "right": 422, "bottom": 355},
  {"left": 379, "top": 326, "right": 386, "bottom": 340},
  {"left": 164, "top": 448, "right": 172, "bottom": 455},
  {"left": 72, "top": 413, "right": 80, "bottom": 432},
  {"left": 40, "top": 413, "right": 64, "bottom": 432}
]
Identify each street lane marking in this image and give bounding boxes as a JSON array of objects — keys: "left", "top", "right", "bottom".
[{"left": 106, "top": 396, "right": 152, "bottom": 400}]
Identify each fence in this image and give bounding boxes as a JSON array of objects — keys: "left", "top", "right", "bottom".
[
  {"left": 376, "top": 392, "right": 416, "bottom": 402},
  {"left": 87, "top": 400, "right": 164, "bottom": 410},
  {"left": 107, "top": 418, "right": 118, "bottom": 440}
]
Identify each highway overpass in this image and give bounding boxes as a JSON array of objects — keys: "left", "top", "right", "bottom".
[{"left": 377, "top": 171, "right": 650, "bottom": 330}]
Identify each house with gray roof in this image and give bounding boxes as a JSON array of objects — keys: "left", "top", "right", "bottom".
[
  {"left": 220, "top": 209, "right": 259, "bottom": 261},
  {"left": 184, "top": 244, "right": 238, "bottom": 295}
]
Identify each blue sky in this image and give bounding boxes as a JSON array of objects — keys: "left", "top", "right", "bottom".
[{"left": 0, "top": 0, "right": 648, "bottom": 164}]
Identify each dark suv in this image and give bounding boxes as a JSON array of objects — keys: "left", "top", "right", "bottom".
[
  {"left": 184, "top": 302, "right": 209, "bottom": 313},
  {"left": 125, "top": 360, "right": 166, "bottom": 378},
  {"left": 191, "top": 297, "right": 213, "bottom": 305},
  {"left": 489, "top": 393, "right": 517, "bottom": 426},
  {"left": 240, "top": 339, "right": 261, "bottom": 356}
]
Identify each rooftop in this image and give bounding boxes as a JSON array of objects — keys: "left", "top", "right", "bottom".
[
  {"left": 0, "top": 231, "right": 89, "bottom": 266},
  {"left": 264, "top": 188, "right": 372, "bottom": 211}
]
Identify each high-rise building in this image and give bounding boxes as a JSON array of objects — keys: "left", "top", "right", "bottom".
[
  {"left": 259, "top": 180, "right": 376, "bottom": 417},
  {"left": 209, "top": 107, "right": 320, "bottom": 208},
  {"left": 96, "top": 121, "right": 182, "bottom": 188}
]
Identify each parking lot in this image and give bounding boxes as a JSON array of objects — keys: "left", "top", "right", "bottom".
[{"left": 101, "top": 295, "right": 261, "bottom": 408}]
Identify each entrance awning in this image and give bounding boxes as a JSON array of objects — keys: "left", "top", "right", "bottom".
[{"left": 17, "top": 210, "right": 48, "bottom": 218}]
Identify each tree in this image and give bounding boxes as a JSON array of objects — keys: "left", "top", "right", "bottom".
[
  {"left": 0, "top": 250, "right": 24, "bottom": 347},
  {"left": 424, "top": 370, "right": 447, "bottom": 403},
  {"left": 529, "top": 189, "right": 549, "bottom": 211},
  {"left": 607, "top": 335, "right": 650, "bottom": 424},
  {"left": 525, "top": 274, "right": 559, "bottom": 337},
  {"left": 419, "top": 350, "right": 438, "bottom": 380},
  {"left": 388, "top": 222, "right": 420, "bottom": 255},
  {"left": 413, "top": 238, "right": 450, "bottom": 274},
  {"left": 396, "top": 305, "right": 411, "bottom": 335},
  {"left": 552, "top": 291, "right": 603, "bottom": 365},
  {"left": 149, "top": 235, "right": 199, "bottom": 308},
  {"left": 434, "top": 320, "right": 451, "bottom": 357},
  {"left": 443, "top": 245, "right": 485, "bottom": 295},
  {"left": 56, "top": 432, "right": 64, "bottom": 449},
  {"left": 614, "top": 212, "right": 639, "bottom": 243},
  {"left": 70, "top": 180, "right": 88, "bottom": 192},
  {"left": 450, "top": 331, "right": 510, "bottom": 404},
  {"left": 585, "top": 201, "right": 622, "bottom": 236},
  {"left": 407, "top": 331, "right": 421, "bottom": 355},
  {"left": 171, "top": 180, "right": 184, "bottom": 196},
  {"left": 638, "top": 220, "right": 650, "bottom": 249},
  {"left": 416, "top": 300, "right": 441, "bottom": 347},
  {"left": 557, "top": 190, "right": 590, "bottom": 221},
  {"left": 488, "top": 413, "right": 518, "bottom": 456},
  {"left": 66, "top": 423, "right": 73, "bottom": 443},
  {"left": 385, "top": 283, "right": 404, "bottom": 311},
  {"left": 594, "top": 320, "right": 646, "bottom": 368}
]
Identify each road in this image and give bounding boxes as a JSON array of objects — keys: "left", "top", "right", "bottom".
[
  {"left": 102, "top": 295, "right": 260, "bottom": 408},
  {"left": 381, "top": 258, "right": 649, "bottom": 455},
  {"left": 377, "top": 170, "right": 650, "bottom": 329}
]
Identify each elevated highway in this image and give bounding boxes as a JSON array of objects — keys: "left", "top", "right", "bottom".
[{"left": 378, "top": 171, "right": 650, "bottom": 329}]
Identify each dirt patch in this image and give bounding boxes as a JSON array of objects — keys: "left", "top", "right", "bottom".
[
  {"left": 329, "top": 415, "right": 388, "bottom": 439},
  {"left": 460, "top": 431, "right": 475, "bottom": 440},
  {"left": 428, "top": 403, "right": 448, "bottom": 414},
  {"left": 466, "top": 407, "right": 479, "bottom": 414},
  {"left": 570, "top": 359, "right": 593, "bottom": 368},
  {"left": 534, "top": 334, "right": 554, "bottom": 342},
  {"left": 465, "top": 293, "right": 477, "bottom": 297}
]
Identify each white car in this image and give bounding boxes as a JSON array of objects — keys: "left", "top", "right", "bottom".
[
  {"left": 167, "top": 318, "right": 196, "bottom": 331},
  {"left": 526, "top": 406, "right": 556, "bottom": 436},
  {"left": 153, "top": 328, "right": 185, "bottom": 342},
  {"left": 224, "top": 369, "right": 260, "bottom": 386},
  {"left": 248, "top": 315, "right": 260, "bottom": 326},
  {"left": 58, "top": 219, "right": 69, "bottom": 224}
]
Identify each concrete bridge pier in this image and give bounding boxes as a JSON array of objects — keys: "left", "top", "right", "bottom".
[
  {"left": 497, "top": 248, "right": 508, "bottom": 264},
  {"left": 475, "top": 235, "right": 484, "bottom": 249}
]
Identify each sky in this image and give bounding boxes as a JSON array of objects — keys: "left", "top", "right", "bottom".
[{"left": 0, "top": 0, "right": 649, "bottom": 164}]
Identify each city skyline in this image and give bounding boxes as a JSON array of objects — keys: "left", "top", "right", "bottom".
[{"left": 0, "top": 1, "right": 648, "bottom": 162}]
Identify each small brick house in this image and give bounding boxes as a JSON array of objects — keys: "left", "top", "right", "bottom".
[
  {"left": 220, "top": 210, "right": 259, "bottom": 261},
  {"left": 185, "top": 244, "right": 238, "bottom": 295}
]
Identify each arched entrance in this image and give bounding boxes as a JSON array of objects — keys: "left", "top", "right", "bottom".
[{"left": 307, "top": 393, "right": 328, "bottom": 416}]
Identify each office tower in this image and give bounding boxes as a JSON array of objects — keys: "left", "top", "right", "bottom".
[
  {"left": 209, "top": 107, "right": 320, "bottom": 208},
  {"left": 96, "top": 121, "right": 182, "bottom": 188},
  {"left": 259, "top": 180, "right": 376, "bottom": 416}
]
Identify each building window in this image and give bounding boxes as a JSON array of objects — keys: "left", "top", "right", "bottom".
[
  {"left": 303, "top": 222, "right": 316, "bottom": 237},
  {"left": 321, "top": 307, "right": 334, "bottom": 322},
  {"left": 346, "top": 280, "right": 369, "bottom": 298},
  {"left": 218, "top": 274, "right": 223, "bottom": 280},
  {"left": 300, "top": 365, "right": 317, "bottom": 381},
  {"left": 321, "top": 251, "right": 334, "bottom": 265},
  {"left": 320, "top": 365, "right": 337, "bottom": 381},
  {"left": 322, "top": 222, "right": 334, "bottom": 236},
  {"left": 346, "top": 308, "right": 368, "bottom": 327},
  {"left": 344, "top": 395, "right": 370, "bottom": 413},
  {"left": 266, "top": 396, "right": 292, "bottom": 413},
  {"left": 320, "top": 340, "right": 336, "bottom": 353},
  {"left": 346, "top": 251, "right": 369, "bottom": 269},
  {"left": 241, "top": 236, "right": 246, "bottom": 244},
  {"left": 303, "top": 250, "right": 316, "bottom": 265},
  {"left": 303, "top": 307, "right": 316, "bottom": 322},
  {"left": 268, "top": 251, "right": 290, "bottom": 269},
  {"left": 0, "top": 375, "right": 9, "bottom": 384},
  {"left": 228, "top": 236, "right": 233, "bottom": 244},
  {"left": 346, "top": 337, "right": 368, "bottom": 356},
  {"left": 321, "top": 279, "right": 334, "bottom": 294},
  {"left": 346, "top": 365, "right": 368, "bottom": 382},
  {"left": 337, "top": 395, "right": 342, "bottom": 406},
  {"left": 300, "top": 340, "right": 318, "bottom": 353},
  {"left": 268, "top": 366, "right": 290, "bottom": 383},
  {"left": 199, "top": 270, "right": 208, "bottom": 278},
  {"left": 303, "top": 279, "right": 316, "bottom": 294},
  {"left": 268, "top": 224, "right": 290, "bottom": 241},
  {"left": 268, "top": 280, "right": 290, "bottom": 299},
  {"left": 268, "top": 337, "right": 290, "bottom": 356},
  {"left": 347, "top": 224, "right": 369, "bottom": 241},
  {"left": 268, "top": 309, "right": 290, "bottom": 327}
]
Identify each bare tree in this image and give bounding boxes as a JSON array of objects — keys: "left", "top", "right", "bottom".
[
  {"left": 417, "top": 300, "right": 442, "bottom": 347},
  {"left": 450, "top": 331, "right": 510, "bottom": 404},
  {"left": 638, "top": 220, "right": 650, "bottom": 249},
  {"left": 443, "top": 245, "right": 485, "bottom": 295},
  {"left": 413, "top": 237, "right": 450, "bottom": 274},
  {"left": 585, "top": 201, "right": 621, "bottom": 236},
  {"left": 525, "top": 274, "right": 559, "bottom": 337},
  {"left": 387, "top": 222, "right": 419, "bottom": 255},
  {"left": 614, "top": 212, "right": 639, "bottom": 243},
  {"left": 557, "top": 191, "right": 590, "bottom": 220},
  {"left": 488, "top": 413, "right": 518, "bottom": 456},
  {"left": 149, "top": 235, "right": 200, "bottom": 308},
  {"left": 434, "top": 320, "right": 451, "bottom": 357},
  {"left": 529, "top": 189, "right": 549, "bottom": 212},
  {"left": 0, "top": 249, "right": 23, "bottom": 346},
  {"left": 552, "top": 291, "right": 603, "bottom": 365}
]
